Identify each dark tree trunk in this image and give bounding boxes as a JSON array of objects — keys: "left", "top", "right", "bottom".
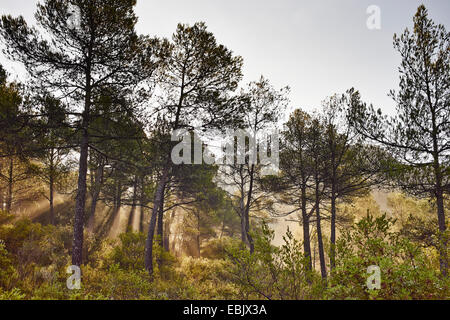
[
  {"left": 145, "top": 166, "right": 169, "bottom": 276},
  {"left": 435, "top": 188, "right": 447, "bottom": 277},
  {"left": 244, "top": 164, "right": 255, "bottom": 253},
  {"left": 163, "top": 212, "right": 172, "bottom": 252},
  {"left": 301, "top": 185, "right": 312, "bottom": 272},
  {"left": 71, "top": 49, "right": 92, "bottom": 267},
  {"left": 330, "top": 189, "right": 337, "bottom": 271},
  {"left": 156, "top": 192, "right": 164, "bottom": 248},
  {"left": 220, "top": 213, "right": 226, "bottom": 239},
  {"left": 431, "top": 107, "right": 448, "bottom": 276},
  {"left": 329, "top": 139, "right": 338, "bottom": 272},
  {"left": 156, "top": 191, "right": 165, "bottom": 269},
  {"left": 128, "top": 176, "right": 138, "bottom": 230},
  {"left": 239, "top": 192, "right": 247, "bottom": 245},
  {"left": 196, "top": 210, "right": 201, "bottom": 258},
  {"left": 315, "top": 176, "right": 327, "bottom": 281},
  {"left": 116, "top": 181, "right": 122, "bottom": 215},
  {"left": 240, "top": 215, "right": 246, "bottom": 244},
  {"left": 197, "top": 234, "right": 201, "bottom": 258},
  {"left": 112, "top": 178, "right": 119, "bottom": 214},
  {"left": 6, "top": 157, "right": 13, "bottom": 213},
  {"left": 139, "top": 203, "right": 145, "bottom": 233},
  {"left": 49, "top": 175, "right": 55, "bottom": 225},
  {"left": 426, "top": 39, "right": 448, "bottom": 277},
  {"left": 433, "top": 161, "right": 448, "bottom": 276},
  {"left": 313, "top": 232, "right": 316, "bottom": 271},
  {"left": 139, "top": 175, "right": 146, "bottom": 233},
  {"left": 244, "top": 207, "right": 254, "bottom": 254},
  {"left": 72, "top": 131, "right": 89, "bottom": 267},
  {"left": 49, "top": 149, "right": 55, "bottom": 225}
]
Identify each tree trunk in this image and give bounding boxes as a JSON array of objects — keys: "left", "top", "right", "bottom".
[
  {"left": 145, "top": 165, "right": 169, "bottom": 276},
  {"left": 240, "top": 212, "right": 247, "bottom": 245},
  {"left": 49, "top": 175, "right": 55, "bottom": 225},
  {"left": 72, "top": 59, "right": 92, "bottom": 266},
  {"left": 313, "top": 232, "right": 316, "bottom": 271},
  {"left": 156, "top": 192, "right": 165, "bottom": 248},
  {"left": 244, "top": 207, "right": 254, "bottom": 254},
  {"left": 426, "top": 38, "right": 448, "bottom": 277},
  {"left": 71, "top": 41, "right": 94, "bottom": 267},
  {"left": 139, "top": 202, "right": 145, "bottom": 233},
  {"left": 168, "top": 211, "right": 176, "bottom": 253},
  {"left": 301, "top": 185, "right": 312, "bottom": 272},
  {"left": 49, "top": 149, "right": 55, "bottom": 225},
  {"left": 116, "top": 181, "right": 122, "bottom": 215},
  {"left": 220, "top": 213, "right": 226, "bottom": 239},
  {"left": 434, "top": 163, "right": 448, "bottom": 277},
  {"left": 239, "top": 193, "right": 247, "bottom": 245},
  {"left": 329, "top": 134, "right": 338, "bottom": 272},
  {"left": 139, "top": 176, "right": 146, "bottom": 233},
  {"left": 72, "top": 131, "right": 89, "bottom": 267},
  {"left": 196, "top": 210, "right": 201, "bottom": 258},
  {"left": 431, "top": 112, "right": 448, "bottom": 276},
  {"left": 244, "top": 164, "right": 255, "bottom": 253},
  {"left": 163, "top": 212, "right": 172, "bottom": 252},
  {"left": 330, "top": 189, "right": 337, "bottom": 271},
  {"left": 128, "top": 176, "right": 138, "bottom": 230},
  {"left": 315, "top": 177, "right": 327, "bottom": 281},
  {"left": 156, "top": 191, "right": 165, "bottom": 269},
  {"left": 6, "top": 157, "right": 13, "bottom": 212}
]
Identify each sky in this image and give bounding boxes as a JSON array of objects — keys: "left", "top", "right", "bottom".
[{"left": 1, "top": 0, "right": 449, "bottom": 117}]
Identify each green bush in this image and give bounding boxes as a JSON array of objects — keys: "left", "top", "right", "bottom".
[
  {"left": 180, "top": 256, "right": 238, "bottom": 299},
  {"left": 110, "top": 231, "right": 146, "bottom": 270},
  {"left": 225, "top": 222, "right": 323, "bottom": 300},
  {"left": 0, "top": 240, "right": 17, "bottom": 289},
  {"left": 327, "top": 213, "right": 449, "bottom": 300},
  {"left": 0, "top": 287, "right": 25, "bottom": 300}
]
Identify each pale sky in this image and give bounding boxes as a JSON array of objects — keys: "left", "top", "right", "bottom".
[{"left": 1, "top": 0, "right": 449, "bottom": 117}]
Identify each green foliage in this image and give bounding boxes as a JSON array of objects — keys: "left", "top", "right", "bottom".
[
  {"left": 110, "top": 231, "right": 146, "bottom": 270},
  {"left": 200, "top": 238, "right": 234, "bottom": 260},
  {"left": 0, "top": 213, "right": 47, "bottom": 256},
  {"left": 179, "top": 257, "right": 238, "bottom": 299},
  {"left": 0, "top": 240, "right": 17, "bottom": 289},
  {"left": 327, "top": 213, "right": 449, "bottom": 299},
  {"left": 388, "top": 193, "right": 450, "bottom": 255},
  {"left": 109, "top": 230, "right": 176, "bottom": 276},
  {"left": 225, "top": 222, "right": 323, "bottom": 300},
  {"left": 224, "top": 215, "right": 448, "bottom": 300},
  {"left": 0, "top": 288, "right": 25, "bottom": 300}
]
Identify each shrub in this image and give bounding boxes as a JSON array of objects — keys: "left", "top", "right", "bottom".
[
  {"left": 225, "top": 222, "right": 323, "bottom": 300},
  {"left": 180, "top": 256, "right": 238, "bottom": 299},
  {"left": 0, "top": 287, "right": 25, "bottom": 300},
  {"left": 327, "top": 213, "right": 449, "bottom": 300},
  {"left": 0, "top": 240, "right": 17, "bottom": 290},
  {"left": 110, "top": 231, "right": 146, "bottom": 270}
]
